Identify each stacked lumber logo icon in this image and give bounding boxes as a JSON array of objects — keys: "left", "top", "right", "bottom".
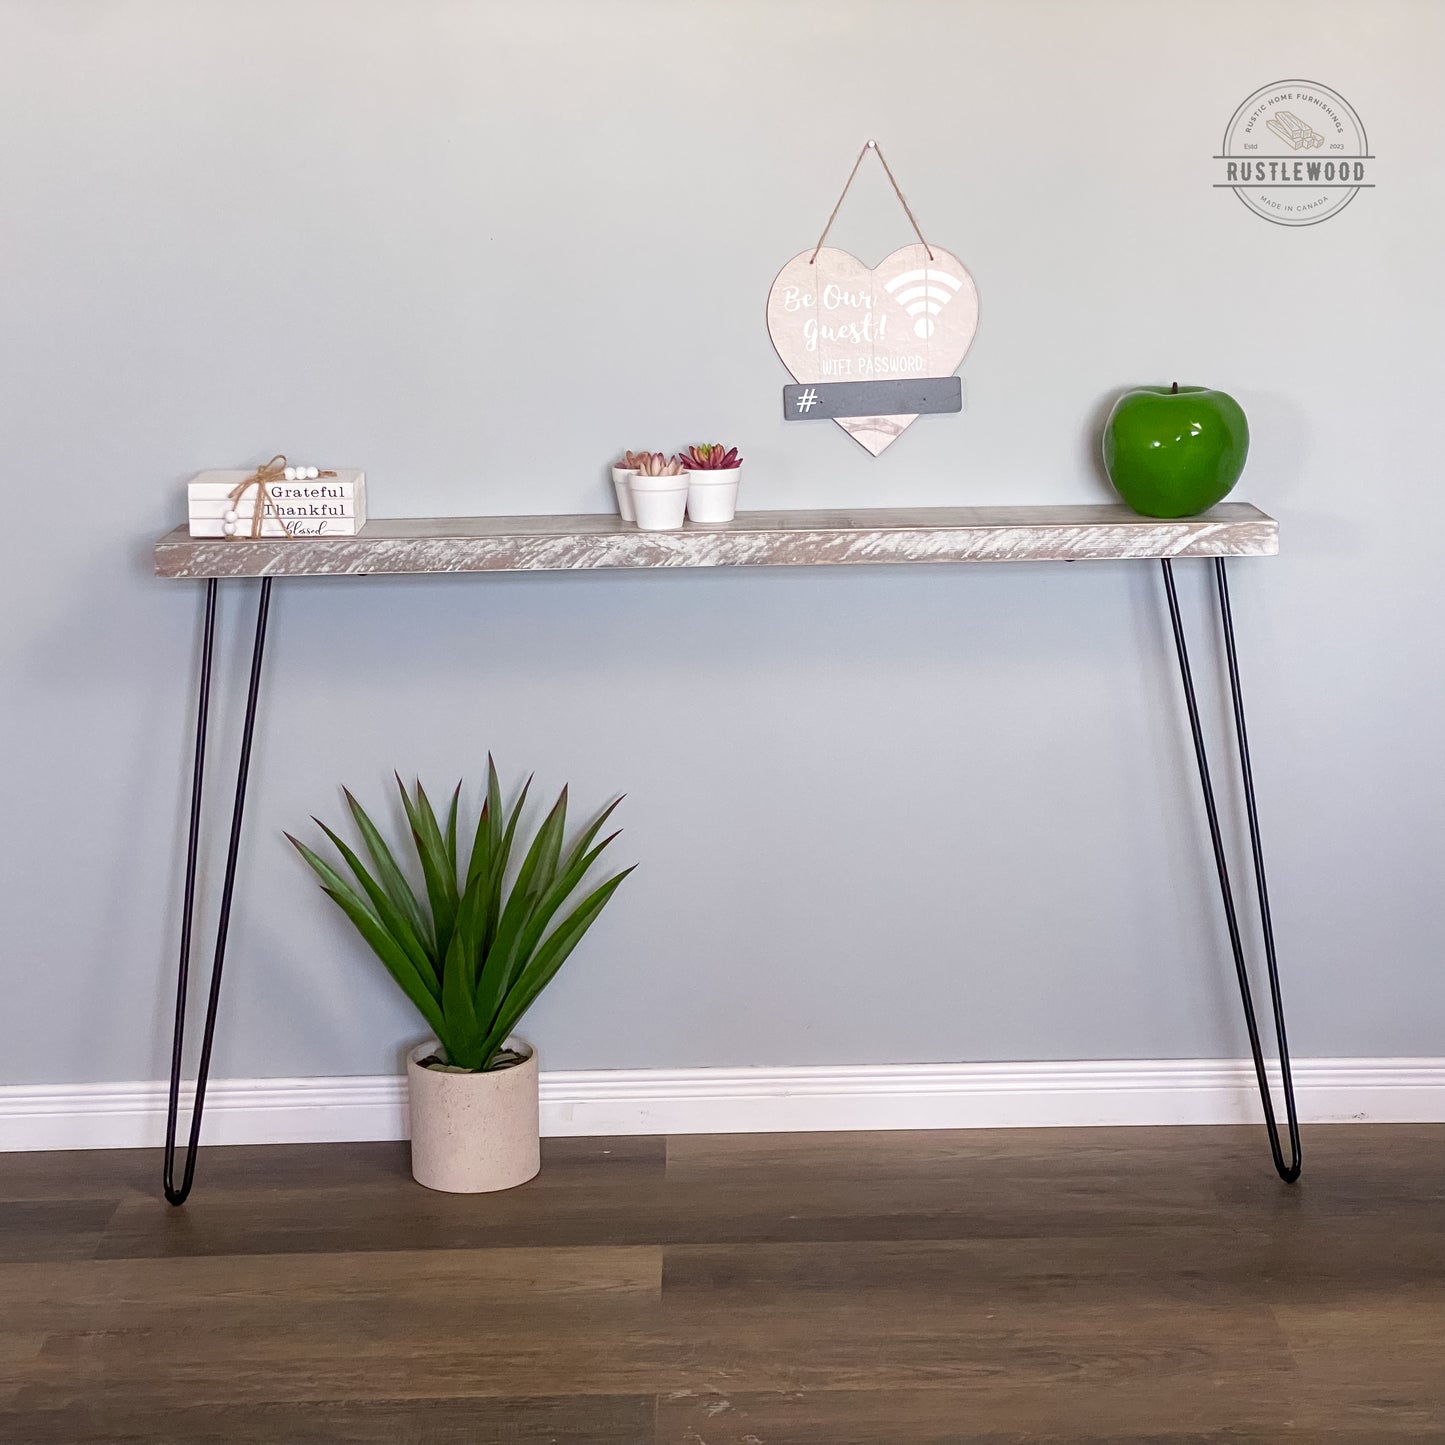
[{"left": 1267, "top": 111, "right": 1324, "bottom": 150}]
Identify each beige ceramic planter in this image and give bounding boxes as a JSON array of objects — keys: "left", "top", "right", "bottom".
[{"left": 406, "top": 1039, "right": 541, "bottom": 1193}]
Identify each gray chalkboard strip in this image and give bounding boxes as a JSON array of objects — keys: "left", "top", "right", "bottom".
[{"left": 782, "top": 377, "right": 963, "bottom": 421}]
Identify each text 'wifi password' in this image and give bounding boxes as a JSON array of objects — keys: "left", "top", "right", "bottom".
[{"left": 883, "top": 269, "right": 964, "bottom": 338}]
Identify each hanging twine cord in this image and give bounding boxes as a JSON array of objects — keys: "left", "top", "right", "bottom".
[
  {"left": 225, "top": 455, "right": 337, "bottom": 540},
  {"left": 810, "top": 140, "right": 934, "bottom": 264}
]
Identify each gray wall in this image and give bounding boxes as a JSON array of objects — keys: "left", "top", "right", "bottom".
[{"left": 2, "top": 0, "right": 1441, "bottom": 1086}]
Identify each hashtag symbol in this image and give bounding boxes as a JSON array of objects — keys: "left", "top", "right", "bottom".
[{"left": 796, "top": 388, "right": 819, "bottom": 413}]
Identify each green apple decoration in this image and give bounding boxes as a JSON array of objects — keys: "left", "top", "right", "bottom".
[{"left": 1102, "top": 382, "right": 1250, "bottom": 519}]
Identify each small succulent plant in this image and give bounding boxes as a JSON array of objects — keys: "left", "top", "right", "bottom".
[
  {"left": 619, "top": 450, "right": 649, "bottom": 470},
  {"left": 633, "top": 452, "right": 685, "bottom": 478},
  {"left": 679, "top": 444, "right": 742, "bottom": 471}
]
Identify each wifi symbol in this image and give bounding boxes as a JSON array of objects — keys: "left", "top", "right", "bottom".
[{"left": 884, "top": 268, "right": 964, "bottom": 339}]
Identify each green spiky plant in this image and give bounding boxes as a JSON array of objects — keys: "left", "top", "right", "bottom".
[{"left": 287, "top": 759, "right": 632, "bottom": 1073}]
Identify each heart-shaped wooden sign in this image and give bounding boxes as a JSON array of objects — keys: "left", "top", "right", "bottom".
[{"left": 767, "top": 243, "right": 979, "bottom": 455}]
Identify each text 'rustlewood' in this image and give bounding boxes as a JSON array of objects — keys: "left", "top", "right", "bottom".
[{"left": 1225, "top": 160, "right": 1368, "bottom": 184}]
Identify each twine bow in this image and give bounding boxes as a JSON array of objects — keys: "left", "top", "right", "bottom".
[
  {"left": 227, "top": 455, "right": 293, "bottom": 540},
  {"left": 225, "top": 455, "right": 338, "bottom": 540}
]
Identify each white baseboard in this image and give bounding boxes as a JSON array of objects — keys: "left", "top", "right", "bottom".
[{"left": 1, "top": 1057, "right": 1442, "bottom": 1152}]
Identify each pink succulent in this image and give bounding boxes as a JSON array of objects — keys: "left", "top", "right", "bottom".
[
  {"left": 634, "top": 451, "right": 685, "bottom": 478},
  {"left": 679, "top": 443, "right": 742, "bottom": 471}
]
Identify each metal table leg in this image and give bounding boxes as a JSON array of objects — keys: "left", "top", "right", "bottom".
[
  {"left": 163, "top": 577, "right": 274, "bottom": 1205},
  {"left": 1160, "top": 557, "right": 1301, "bottom": 1183}
]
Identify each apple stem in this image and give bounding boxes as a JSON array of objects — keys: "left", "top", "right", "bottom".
[{"left": 1172, "top": 381, "right": 1179, "bottom": 394}]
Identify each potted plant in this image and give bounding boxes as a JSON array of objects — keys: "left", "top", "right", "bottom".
[
  {"left": 287, "top": 759, "right": 633, "bottom": 1193},
  {"left": 611, "top": 450, "right": 646, "bottom": 522},
  {"left": 679, "top": 443, "right": 744, "bottom": 523},
  {"left": 628, "top": 452, "right": 688, "bottom": 531}
]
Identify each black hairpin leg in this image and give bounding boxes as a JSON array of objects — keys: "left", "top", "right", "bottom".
[
  {"left": 1160, "top": 557, "right": 1300, "bottom": 1182},
  {"left": 164, "top": 577, "right": 273, "bottom": 1205}
]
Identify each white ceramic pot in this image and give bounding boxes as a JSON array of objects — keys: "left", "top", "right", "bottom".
[
  {"left": 685, "top": 466, "right": 742, "bottom": 524},
  {"left": 406, "top": 1039, "right": 541, "bottom": 1193},
  {"left": 611, "top": 465, "right": 636, "bottom": 523},
  {"left": 629, "top": 471, "right": 688, "bottom": 531}
]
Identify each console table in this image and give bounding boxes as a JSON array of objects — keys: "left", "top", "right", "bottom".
[{"left": 153, "top": 503, "right": 1299, "bottom": 1203}]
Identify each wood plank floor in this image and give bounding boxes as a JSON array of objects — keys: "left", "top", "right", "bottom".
[{"left": 1, "top": 1125, "right": 1441, "bottom": 1443}]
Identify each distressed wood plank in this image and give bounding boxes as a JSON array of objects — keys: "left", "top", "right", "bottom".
[{"left": 154, "top": 503, "right": 1278, "bottom": 578}]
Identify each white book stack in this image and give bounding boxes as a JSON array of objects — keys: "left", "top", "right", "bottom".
[{"left": 187, "top": 469, "right": 367, "bottom": 538}]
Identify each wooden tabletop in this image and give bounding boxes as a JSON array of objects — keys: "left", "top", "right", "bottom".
[{"left": 154, "top": 503, "right": 1278, "bottom": 579}]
